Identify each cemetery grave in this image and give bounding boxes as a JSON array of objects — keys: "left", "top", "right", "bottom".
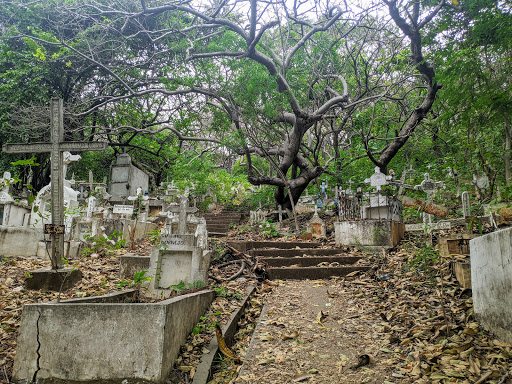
[
  {"left": 1, "top": 195, "right": 512, "bottom": 384},
  {"left": 0, "top": 101, "right": 511, "bottom": 383}
]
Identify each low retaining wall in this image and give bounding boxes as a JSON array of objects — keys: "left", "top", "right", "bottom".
[
  {"left": 335, "top": 220, "right": 404, "bottom": 249},
  {"left": 470, "top": 228, "right": 512, "bottom": 344},
  {"left": 0, "top": 227, "right": 44, "bottom": 257},
  {"left": 13, "top": 289, "right": 215, "bottom": 383}
]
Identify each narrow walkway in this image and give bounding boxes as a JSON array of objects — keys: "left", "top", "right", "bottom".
[{"left": 237, "top": 278, "right": 402, "bottom": 384}]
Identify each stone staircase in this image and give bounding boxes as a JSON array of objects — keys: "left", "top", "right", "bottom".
[
  {"left": 228, "top": 240, "right": 370, "bottom": 280},
  {"left": 202, "top": 211, "right": 244, "bottom": 237}
]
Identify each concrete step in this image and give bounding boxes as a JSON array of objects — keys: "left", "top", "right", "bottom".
[
  {"left": 228, "top": 241, "right": 321, "bottom": 252},
  {"left": 204, "top": 219, "right": 240, "bottom": 225},
  {"left": 249, "top": 248, "right": 343, "bottom": 257},
  {"left": 203, "top": 213, "right": 243, "bottom": 220},
  {"left": 260, "top": 256, "right": 361, "bottom": 268},
  {"left": 266, "top": 265, "right": 370, "bottom": 280},
  {"left": 208, "top": 232, "right": 228, "bottom": 237},
  {"left": 206, "top": 226, "right": 230, "bottom": 232}
]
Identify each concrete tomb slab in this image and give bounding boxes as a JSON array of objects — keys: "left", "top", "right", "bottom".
[
  {"left": 335, "top": 219, "right": 404, "bottom": 250},
  {"left": 24, "top": 267, "right": 83, "bottom": 291},
  {"left": 119, "top": 253, "right": 151, "bottom": 279},
  {"left": 13, "top": 289, "right": 215, "bottom": 383}
]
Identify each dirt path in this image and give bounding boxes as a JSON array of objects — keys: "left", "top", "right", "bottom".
[{"left": 237, "top": 278, "right": 402, "bottom": 384}]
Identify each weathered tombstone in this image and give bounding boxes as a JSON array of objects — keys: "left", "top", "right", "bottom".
[
  {"left": 0, "top": 175, "right": 31, "bottom": 227},
  {"left": 461, "top": 191, "right": 470, "bottom": 219},
  {"left": 2, "top": 99, "right": 106, "bottom": 290},
  {"left": 86, "top": 195, "right": 97, "bottom": 218},
  {"left": 470, "top": 228, "right": 512, "bottom": 343},
  {"left": 109, "top": 153, "right": 149, "bottom": 201},
  {"left": 146, "top": 231, "right": 210, "bottom": 298},
  {"left": 161, "top": 192, "right": 201, "bottom": 235}
]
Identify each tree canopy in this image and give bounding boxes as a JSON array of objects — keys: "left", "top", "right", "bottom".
[{"left": 0, "top": 0, "right": 510, "bottom": 204}]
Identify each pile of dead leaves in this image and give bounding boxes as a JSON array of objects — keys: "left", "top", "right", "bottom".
[{"left": 346, "top": 235, "right": 512, "bottom": 384}]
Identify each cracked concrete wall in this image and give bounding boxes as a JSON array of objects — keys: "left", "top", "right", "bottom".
[
  {"left": 470, "top": 228, "right": 512, "bottom": 344},
  {"left": 13, "top": 290, "right": 215, "bottom": 383}
]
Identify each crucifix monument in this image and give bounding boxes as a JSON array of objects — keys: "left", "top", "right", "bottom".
[{"left": 2, "top": 99, "right": 107, "bottom": 272}]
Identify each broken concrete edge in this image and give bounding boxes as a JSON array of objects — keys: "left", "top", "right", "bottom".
[
  {"left": 236, "top": 287, "right": 273, "bottom": 380},
  {"left": 24, "top": 267, "right": 83, "bottom": 292},
  {"left": 192, "top": 285, "right": 257, "bottom": 384}
]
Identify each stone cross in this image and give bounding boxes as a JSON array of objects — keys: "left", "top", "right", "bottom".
[
  {"left": 414, "top": 173, "right": 444, "bottom": 198},
  {"left": 364, "top": 166, "right": 392, "bottom": 192},
  {"left": 168, "top": 193, "right": 198, "bottom": 234},
  {"left": 461, "top": 191, "right": 470, "bottom": 219},
  {"left": 414, "top": 173, "right": 444, "bottom": 239},
  {"left": 346, "top": 179, "right": 354, "bottom": 194},
  {"left": 2, "top": 99, "right": 107, "bottom": 269}
]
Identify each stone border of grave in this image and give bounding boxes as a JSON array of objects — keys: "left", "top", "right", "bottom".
[
  {"left": 192, "top": 285, "right": 257, "bottom": 384},
  {"left": 13, "top": 289, "right": 215, "bottom": 383}
]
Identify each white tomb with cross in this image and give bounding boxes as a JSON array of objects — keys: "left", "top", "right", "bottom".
[
  {"left": 2, "top": 98, "right": 107, "bottom": 273},
  {"left": 146, "top": 193, "right": 210, "bottom": 298},
  {"left": 361, "top": 166, "right": 402, "bottom": 221}
]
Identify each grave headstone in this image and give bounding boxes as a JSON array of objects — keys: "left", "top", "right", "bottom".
[
  {"left": 146, "top": 231, "right": 210, "bottom": 298},
  {"left": 462, "top": 191, "right": 470, "bottom": 219},
  {"left": 109, "top": 153, "right": 149, "bottom": 201},
  {"left": 86, "top": 196, "right": 97, "bottom": 218},
  {"left": 307, "top": 205, "right": 326, "bottom": 237}
]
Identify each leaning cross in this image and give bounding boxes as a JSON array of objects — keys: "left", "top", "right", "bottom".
[{"left": 2, "top": 99, "right": 107, "bottom": 269}]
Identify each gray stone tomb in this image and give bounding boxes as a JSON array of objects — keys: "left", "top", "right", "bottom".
[{"left": 109, "top": 153, "right": 149, "bottom": 202}]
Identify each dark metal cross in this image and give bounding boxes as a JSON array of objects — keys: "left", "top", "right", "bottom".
[{"left": 2, "top": 99, "right": 107, "bottom": 269}]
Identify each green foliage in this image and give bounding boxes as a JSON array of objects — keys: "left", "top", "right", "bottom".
[
  {"left": 116, "top": 270, "right": 151, "bottom": 288},
  {"left": 193, "top": 311, "right": 222, "bottom": 335},
  {"left": 82, "top": 230, "right": 126, "bottom": 257},
  {"left": 169, "top": 280, "right": 204, "bottom": 292},
  {"left": 407, "top": 246, "right": 440, "bottom": 280},
  {"left": 146, "top": 229, "right": 161, "bottom": 246},
  {"left": 214, "top": 286, "right": 244, "bottom": 300},
  {"left": 260, "top": 220, "right": 279, "bottom": 238}
]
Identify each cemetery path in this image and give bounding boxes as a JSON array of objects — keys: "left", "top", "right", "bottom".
[
  {"left": 236, "top": 278, "right": 400, "bottom": 384},
  {"left": 211, "top": 241, "right": 512, "bottom": 384}
]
